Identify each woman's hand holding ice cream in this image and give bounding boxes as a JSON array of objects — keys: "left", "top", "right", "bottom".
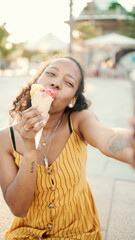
[
  {"left": 30, "top": 83, "right": 56, "bottom": 149},
  {"left": 19, "top": 106, "right": 48, "bottom": 152}
]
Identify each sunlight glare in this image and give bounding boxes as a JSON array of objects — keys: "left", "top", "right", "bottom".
[{"left": 0, "top": 0, "right": 135, "bottom": 43}]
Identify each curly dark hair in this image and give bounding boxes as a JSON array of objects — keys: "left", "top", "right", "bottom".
[{"left": 9, "top": 55, "right": 90, "bottom": 124}]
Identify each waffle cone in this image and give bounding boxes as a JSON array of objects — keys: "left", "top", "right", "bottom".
[
  {"left": 31, "top": 91, "right": 53, "bottom": 115},
  {"left": 30, "top": 84, "right": 56, "bottom": 150}
]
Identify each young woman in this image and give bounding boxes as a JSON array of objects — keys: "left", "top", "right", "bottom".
[{"left": 0, "top": 56, "right": 135, "bottom": 240}]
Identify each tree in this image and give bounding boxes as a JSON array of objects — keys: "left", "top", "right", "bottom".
[
  {"left": 107, "top": 2, "right": 135, "bottom": 39},
  {"left": 73, "top": 23, "right": 97, "bottom": 41},
  {"left": 119, "top": 9, "right": 135, "bottom": 38},
  {"left": 0, "top": 23, "right": 10, "bottom": 58},
  {"left": 0, "top": 23, "right": 20, "bottom": 64},
  {"left": 73, "top": 1, "right": 97, "bottom": 42},
  {"left": 108, "top": 1, "right": 127, "bottom": 13}
]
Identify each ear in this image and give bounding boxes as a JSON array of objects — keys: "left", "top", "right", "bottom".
[{"left": 68, "top": 96, "right": 78, "bottom": 108}]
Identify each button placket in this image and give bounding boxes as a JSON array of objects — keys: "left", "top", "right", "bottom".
[
  {"left": 49, "top": 185, "right": 55, "bottom": 204},
  {"left": 46, "top": 167, "right": 55, "bottom": 188},
  {"left": 46, "top": 167, "right": 52, "bottom": 174},
  {"left": 50, "top": 186, "right": 55, "bottom": 191},
  {"left": 48, "top": 203, "right": 55, "bottom": 208},
  {"left": 47, "top": 167, "right": 55, "bottom": 189},
  {"left": 46, "top": 167, "right": 56, "bottom": 228},
  {"left": 47, "top": 223, "right": 52, "bottom": 229}
]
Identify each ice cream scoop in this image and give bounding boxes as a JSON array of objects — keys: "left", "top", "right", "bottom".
[{"left": 30, "top": 83, "right": 56, "bottom": 149}]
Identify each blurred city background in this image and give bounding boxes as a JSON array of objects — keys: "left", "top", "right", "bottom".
[
  {"left": 0, "top": 0, "right": 135, "bottom": 239},
  {"left": 0, "top": 0, "right": 135, "bottom": 79}
]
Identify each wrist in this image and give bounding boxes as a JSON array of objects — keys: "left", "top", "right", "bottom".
[
  {"left": 24, "top": 140, "right": 39, "bottom": 152},
  {"left": 24, "top": 149, "right": 38, "bottom": 160}
]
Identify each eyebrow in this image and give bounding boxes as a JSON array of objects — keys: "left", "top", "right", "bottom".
[{"left": 46, "top": 66, "right": 76, "bottom": 82}]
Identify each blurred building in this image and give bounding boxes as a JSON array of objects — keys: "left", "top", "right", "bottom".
[
  {"left": 72, "top": 1, "right": 131, "bottom": 36},
  {"left": 83, "top": 33, "right": 135, "bottom": 78},
  {"left": 66, "top": 1, "right": 135, "bottom": 77}
]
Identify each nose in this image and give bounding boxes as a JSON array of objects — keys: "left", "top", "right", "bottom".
[{"left": 50, "top": 78, "right": 61, "bottom": 90}]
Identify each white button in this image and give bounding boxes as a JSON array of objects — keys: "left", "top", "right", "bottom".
[
  {"left": 47, "top": 223, "right": 52, "bottom": 229},
  {"left": 50, "top": 187, "right": 55, "bottom": 191},
  {"left": 47, "top": 168, "right": 52, "bottom": 174},
  {"left": 49, "top": 203, "right": 54, "bottom": 208}
]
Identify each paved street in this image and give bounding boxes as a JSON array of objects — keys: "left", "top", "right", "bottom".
[{"left": 0, "top": 75, "right": 135, "bottom": 239}]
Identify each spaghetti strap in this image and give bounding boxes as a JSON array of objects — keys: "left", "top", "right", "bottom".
[
  {"left": 8, "top": 126, "right": 16, "bottom": 152},
  {"left": 68, "top": 113, "right": 73, "bottom": 134}
]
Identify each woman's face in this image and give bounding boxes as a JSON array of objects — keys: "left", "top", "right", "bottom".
[{"left": 37, "top": 58, "right": 81, "bottom": 113}]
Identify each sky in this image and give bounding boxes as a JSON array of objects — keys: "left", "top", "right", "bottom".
[{"left": 0, "top": 0, "right": 135, "bottom": 44}]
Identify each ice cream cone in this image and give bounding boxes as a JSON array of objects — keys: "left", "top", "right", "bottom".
[{"left": 30, "top": 84, "right": 56, "bottom": 149}]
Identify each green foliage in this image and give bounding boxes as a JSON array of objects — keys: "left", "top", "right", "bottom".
[
  {"left": 74, "top": 23, "right": 97, "bottom": 41},
  {"left": 81, "top": 2, "right": 91, "bottom": 12},
  {"left": 120, "top": 19, "right": 135, "bottom": 38},
  {"left": 0, "top": 23, "right": 20, "bottom": 60},
  {"left": 127, "top": 8, "right": 135, "bottom": 18},
  {"left": 108, "top": 1, "right": 127, "bottom": 13},
  {"left": 0, "top": 23, "right": 10, "bottom": 44},
  {"left": 119, "top": 9, "right": 135, "bottom": 38},
  {"left": 0, "top": 23, "right": 10, "bottom": 58},
  {"left": 22, "top": 49, "right": 39, "bottom": 60}
]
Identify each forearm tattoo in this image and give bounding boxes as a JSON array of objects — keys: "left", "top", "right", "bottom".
[
  {"left": 30, "top": 161, "right": 35, "bottom": 173},
  {"left": 109, "top": 133, "right": 130, "bottom": 154}
]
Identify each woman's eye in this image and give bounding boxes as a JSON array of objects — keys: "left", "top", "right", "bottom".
[
  {"left": 46, "top": 72, "right": 55, "bottom": 76},
  {"left": 66, "top": 81, "right": 73, "bottom": 87}
]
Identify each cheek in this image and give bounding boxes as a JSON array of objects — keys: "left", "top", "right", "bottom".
[
  {"left": 38, "top": 76, "right": 49, "bottom": 86},
  {"left": 53, "top": 92, "right": 72, "bottom": 105},
  {"left": 61, "top": 88, "right": 76, "bottom": 100},
  {"left": 37, "top": 76, "right": 43, "bottom": 84}
]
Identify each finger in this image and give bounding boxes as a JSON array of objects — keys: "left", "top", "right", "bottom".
[
  {"left": 24, "top": 114, "right": 47, "bottom": 130},
  {"left": 130, "top": 134, "right": 135, "bottom": 149},
  {"left": 132, "top": 161, "right": 135, "bottom": 169},
  {"left": 22, "top": 106, "right": 38, "bottom": 114},
  {"left": 130, "top": 154, "right": 135, "bottom": 169},
  {"left": 22, "top": 118, "right": 47, "bottom": 138},
  {"left": 24, "top": 119, "right": 47, "bottom": 135},
  {"left": 130, "top": 137, "right": 135, "bottom": 146},
  {"left": 21, "top": 108, "right": 45, "bottom": 126},
  {"left": 126, "top": 149, "right": 135, "bottom": 169},
  {"left": 33, "top": 119, "right": 47, "bottom": 131},
  {"left": 46, "top": 113, "right": 50, "bottom": 121}
]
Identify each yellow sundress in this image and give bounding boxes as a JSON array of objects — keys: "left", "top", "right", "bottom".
[{"left": 5, "top": 115, "right": 102, "bottom": 240}]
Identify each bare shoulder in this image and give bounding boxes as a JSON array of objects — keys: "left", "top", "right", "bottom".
[
  {"left": 71, "top": 109, "right": 99, "bottom": 139},
  {"left": 0, "top": 124, "right": 21, "bottom": 163},
  {"left": 71, "top": 109, "right": 99, "bottom": 128}
]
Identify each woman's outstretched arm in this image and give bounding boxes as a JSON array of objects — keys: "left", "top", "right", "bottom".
[{"left": 78, "top": 110, "right": 135, "bottom": 168}]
